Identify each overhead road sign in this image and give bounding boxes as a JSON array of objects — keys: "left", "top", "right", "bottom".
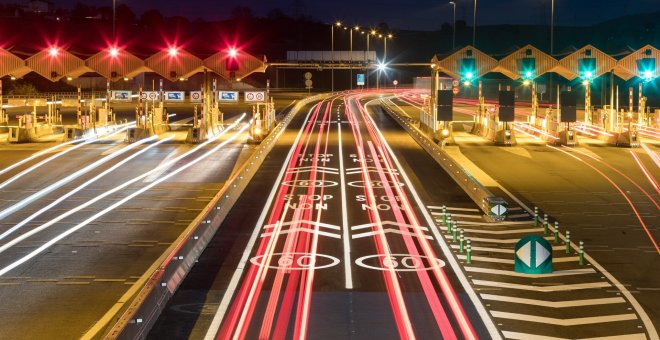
[
  {"left": 244, "top": 91, "right": 266, "bottom": 102},
  {"left": 219, "top": 91, "right": 239, "bottom": 102}
]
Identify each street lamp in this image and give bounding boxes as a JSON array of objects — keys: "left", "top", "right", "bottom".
[
  {"left": 550, "top": 0, "right": 555, "bottom": 55},
  {"left": 331, "top": 21, "right": 341, "bottom": 92},
  {"left": 350, "top": 25, "right": 359, "bottom": 90},
  {"left": 112, "top": 0, "right": 116, "bottom": 40},
  {"left": 472, "top": 0, "right": 477, "bottom": 47},
  {"left": 449, "top": 1, "right": 456, "bottom": 50}
]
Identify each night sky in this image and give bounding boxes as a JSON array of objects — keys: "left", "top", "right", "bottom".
[{"left": 55, "top": 0, "right": 660, "bottom": 31}]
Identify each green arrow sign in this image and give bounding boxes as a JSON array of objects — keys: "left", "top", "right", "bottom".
[{"left": 514, "top": 234, "right": 552, "bottom": 274}]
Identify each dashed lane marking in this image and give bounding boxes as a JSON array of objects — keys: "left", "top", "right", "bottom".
[{"left": 480, "top": 294, "right": 625, "bottom": 308}]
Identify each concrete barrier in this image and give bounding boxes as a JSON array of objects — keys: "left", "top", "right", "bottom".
[
  {"left": 378, "top": 102, "right": 507, "bottom": 220},
  {"left": 82, "top": 93, "right": 327, "bottom": 340}
]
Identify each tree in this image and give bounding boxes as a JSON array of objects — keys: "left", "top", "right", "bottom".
[
  {"left": 140, "top": 9, "right": 164, "bottom": 28},
  {"left": 231, "top": 6, "right": 253, "bottom": 21},
  {"left": 115, "top": 4, "right": 135, "bottom": 25}
]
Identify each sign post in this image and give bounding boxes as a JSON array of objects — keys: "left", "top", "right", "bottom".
[{"left": 514, "top": 235, "right": 553, "bottom": 274}]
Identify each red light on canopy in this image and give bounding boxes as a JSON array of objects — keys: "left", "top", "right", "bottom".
[
  {"left": 228, "top": 48, "right": 238, "bottom": 58},
  {"left": 48, "top": 47, "right": 59, "bottom": 57},
  {"left": 168, "top": 47, "right": 178, "bottom": 57},
  {"left": 109, "top": 47, "right": 119, "bottom": 57}
]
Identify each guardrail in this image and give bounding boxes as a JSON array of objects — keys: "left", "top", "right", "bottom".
[
  {"left": 83, "top": 93, "right": 328, "bottom": 340},
  {"left": 378, "top": 101, "right": 505, "bottom": 218}
]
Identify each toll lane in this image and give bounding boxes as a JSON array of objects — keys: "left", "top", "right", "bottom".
[
  {"left": 151, "top": 95, "right": 494, "bottom": 339},
  {"left": 0, "top": 120, "right": 253, "bottom": 339}
]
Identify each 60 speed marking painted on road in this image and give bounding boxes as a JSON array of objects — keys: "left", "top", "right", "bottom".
[
  {"left": 281, "top": 180, "right": 338, "bottom": 187},
  {"left": 250, "top": 252, "right": 340, "bottom": 270},
  {"left": 355, "top": 254, "right": 446, "bottom": 272},
  {"left": 348, "top": 180, "right": 404, "bottom": 188}
]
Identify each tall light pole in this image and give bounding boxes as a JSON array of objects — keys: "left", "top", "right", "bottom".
[
  {"left": 332, "top": 21, "right": 341, "bottom": 92},
  {"left": 350, "top": 25, "right": 359, "bottom": 90},
  {"left": 367, "top": 30, "right": 376, "bottom": 88},
  {"left": 449, "top": 1, "right": 456, "bottom": 50},
  {"left": 472, "top": 0, "right": 477, "bottom": 47},
  {"left": 550, "top": 0, "right": 555, "bottom": 56},
  {"left": 112, "top": 0, "right": 116, "bottom": 40}
]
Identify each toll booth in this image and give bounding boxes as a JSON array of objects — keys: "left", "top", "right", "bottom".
[
  {"left": 186, "top": 75, "right": 225, "bottom": 143},
  {"left": 8, "top": 97, "right": 60, "bottom": 143},
  {"left": 248, "top": 98, "right": 276, "bottom": 143},
  {"left": 557, "top": 91, "right": 578, "bottom": 146},
  {"left": 494, "top": 90, "right": 516, "bottom": 146}
]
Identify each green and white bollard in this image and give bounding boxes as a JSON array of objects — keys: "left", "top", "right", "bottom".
[
  {"left": 459, "top": 229, "right": 465, "bottom": 253},
  {"left": 534, "top": 206, "right": 539, "bottom": 226},
  {"left": 543, "top": 213, "right": 549, "bottom": 234},
  {"left": 466, "top": 240, "right": 472, "bottom": 264},
  {"left": 554, "top": 221, "right": 560, "bottom": 243},
  {"left": 447, "top": 213, "right": 452, "bottom": 226},
  {"left": 579, "top": 240, "right": 585, "bottom": 265},
  {"left": 565, "top": 231, "right": 571, "bottom": 253},
  {"left": 453, "top": 225, "right": 458, "bottom": 242},
  {"left": 442, "top": 205, "right": 447, "bottom": 224},
  {"left": 452, "top": 220, "right": 457, "bottom": 234}
]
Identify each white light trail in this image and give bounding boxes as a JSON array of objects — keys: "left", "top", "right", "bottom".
[
  {"left": 0, "top": 135, "right": 164, "bottom": 240},
  {"left": 0, "top": 123, "right": 134, "bottom": 191},
  {"left": 0, "top": 122, "right": 248, "bottom": 276},
  {"left": 0, "top": 116, "right": 245, "bottom": 262}
]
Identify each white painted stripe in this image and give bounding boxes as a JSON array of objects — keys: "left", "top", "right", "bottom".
[
  {"left": 502, "top": 331, "right": 647, "bottom": 340},
  {"left": 427, "top": 205, "right": 480, "bottom": 212},
  {"left": 480, "top": 294, "right": 625, "bottom": 307},
  {"left": 352, "top": 229, "right": 433, "bottom": 240},
  {"left": 287, "top": 168, "right": 338, "bottom": 174},
  {"left": 473, "top": 280, "right": 611, "bottom": 292},
  {"left": 452, "top": 245, "right": 565, "bottom": 253},
  {"left": 458, "top": 227, "right": 543, "bottom": 235},
  {"left": 338, "top": 122, "right": 353, "bottom": 289},
  {"left": 553, "top": 256, "right": 581, "bottom": 263},
  {"left": 445, "top": 220, "right": 532, "bottom": 226},
  {"left": 444, "top": 235, "right": 554, "bottom": 243},
  {"left": 491, "top": 311, "right": 637, "bottom": 326},
  {"left": 203, "top": 106, "right": 315, "bottom": 340},
  {"left": 263, "top": 220, "right": 340, "bottom": 230},
  {"left": 432, "top": 212, "right": 483, "bottom": 219},
  {"left": 351, "top": 221, "right": 428, "bottom": 231},
  {"left": 261, "top": 228, "right": 341, "bottom": 239},
  {"left": 366, "top": 99, "right": 502, "bottom": 339},
  {"left": 457, "top": 255, "right": 512, "bottom": 264},
  {"left": 466, "top": 266, "right": 596, "bottom": 277}
]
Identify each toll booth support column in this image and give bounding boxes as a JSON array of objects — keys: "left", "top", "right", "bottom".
[
  {"left": 531, "top": 81, "right": 538, "bottom": 125},
  {"left": 584, "top": 81, "right": 591, "bottom": 125},
  {"left": 638, "top": 83, "right": 646, "bottom": 126}
]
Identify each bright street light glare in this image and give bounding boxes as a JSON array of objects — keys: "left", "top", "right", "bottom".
[
  {"left": 229, "top": 48, "right": 238, "bottom": 57},
  {"left": 109, "top": 47, "right": 119, "bottom": 57},
  {"left": 525, "top": 71, "right": 532, "bottom": 78},
  {"left": 465, "top": 71, "right": 474, "bottom": 79},
  {"left": 377, "top": 63, "right": 386, "bottom": 71},
  {"left": 584, "top": 70, "right": 593, "bottom": 79},
  {"left": 168, "top": 47, "right": 178, "bottom": 57},
  {"left": 48, "top": 47, "right": 59, "bottom": 57},
  {"left": 643, "top": 70, "right": 653, "bottom": 79}
]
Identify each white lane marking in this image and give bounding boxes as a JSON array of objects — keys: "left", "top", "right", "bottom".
[
  {"left": 443, "top": 220, "right": 532, "bottom": 226},
  {"left": 452, "top": 245, "right": 567, "bottom": 253},
  {"left": 473, "top": 280, "right": 611, "bottom": 292},
  {"left": 262, "top": 220, "right": 340, "bottom": 230},
  {"left": 502, "top": 331, "right": 647, "bottom": 340},
  {"left": 491, "top": 311, "right": 637, "bottom": 326},
  {"left": 480, "top": 294, "right": 625, "bottom": 308},
  {"left": 203, "top": 107, "right": 315, "bottom": 340},
  {"left": 364, "top": 99, "right": 502, "bottom": 339},
  {"left": 351, "top": 221, "right": 428, "bottom": 231},
  {"left": 261, "top": 228, "right": 341, "bottom": 239},
  {"left": 466, "top": 267, "right": 595, "bottom": 277},
  {"left": 455, "top": 227, "right": 543, "bottom": 235},
  {"left": 338, "top": 122, "right": 353, "bottom": 289},
  {"left": 444, "top": 235, "right": 554, "bottom": 243},
  {"left": 432, "top": 212, "right": 482, "bottom": 219},
  {"left": 427, "top": 205, "right": 480, "bottom": 212},
  {"left": 351, "top": 228, "right": 433, "bottom": 240}
]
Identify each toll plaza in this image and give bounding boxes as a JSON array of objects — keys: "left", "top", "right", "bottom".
[{"left": 424, "top": 44, "right": 659, "bottom": 148}]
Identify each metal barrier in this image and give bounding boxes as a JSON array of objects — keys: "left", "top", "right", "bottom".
[
  {"left": 82, "top": 93, "right": 327, "bottom": 340},
  {"left": 379, "top": 101, "right": 507, "bottom": 219}
]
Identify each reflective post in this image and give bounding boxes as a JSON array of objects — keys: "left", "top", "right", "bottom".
[
  {"left": 543, "top": 213, "right": 549, "bottom": 234},
  {"left": 565, "top": 230, "right": 571, "bottom": 254},
  {"left": 459, "top": 229, "right": 465, "bottom": 253},
  {"left": 554, "top": 221, "right": 560, "bottom": 243},
  {"left": 579, "top": 241, "right": 585, "bottom": 265},
  {"left": 466, "top": 240, "right": 472, "bottom": 264},
  {"left": 534, "top": 206, "right": 539, "bottom": 226}
]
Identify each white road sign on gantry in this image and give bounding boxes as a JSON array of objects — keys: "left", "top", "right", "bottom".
[{"left": 244, "top": 91, "right": 266, "bottom": 102}]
